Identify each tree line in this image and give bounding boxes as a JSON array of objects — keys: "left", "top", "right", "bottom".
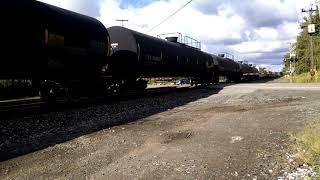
[{"left": 283, "top": 11, "right": 320, "bottom": 74}]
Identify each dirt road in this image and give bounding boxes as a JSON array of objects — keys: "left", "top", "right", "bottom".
[{"left": 1, "top": 82, "right": 320, "bottom": 179}]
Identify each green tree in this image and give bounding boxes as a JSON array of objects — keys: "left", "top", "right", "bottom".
[{"left": 284, "top": 12, "right": 320, "bottom": 74}]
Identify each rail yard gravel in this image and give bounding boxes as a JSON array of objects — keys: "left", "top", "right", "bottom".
[{"left": 1, "top": 81, "right": 320, "bottom": 179}]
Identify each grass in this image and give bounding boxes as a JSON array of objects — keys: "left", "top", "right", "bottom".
[
  {"left": 294, "top": 120, "right": 320, "bottom": 166},
  {"left": 0, "top": 79, "right": 37, "bottom": 100},
  {"left": 145, "top": 77, "right": 181, "bottom": 85},
  {"left": 0, "top": 79, "right": 32, "bottom": 88},
  {"left": 284, "top": 72, "right": 320, "bottom": 83}
]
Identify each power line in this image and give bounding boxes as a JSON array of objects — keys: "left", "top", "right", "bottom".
[{"left": 147, "top": 0, "right": 193, "bottom": 33}]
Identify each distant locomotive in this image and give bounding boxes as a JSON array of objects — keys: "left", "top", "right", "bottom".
[{"left": 1, "top": 0, "right": 262, "bottom": 102}]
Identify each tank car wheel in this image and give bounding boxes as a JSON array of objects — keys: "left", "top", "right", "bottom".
[
  {"left": 39, "top": 80, "right": 72, "bottom": 104},
  {"left": 39, "top": 84, "right": 57, "bottom": 104},
  {"left": 213, "top": 73, "right": 219, "bottom": 84},
  {"left": 136, "top": 79, "right": 148, "bottom": 91},
  {"left": 233, "top": 76, "right": 241, "bottom": 83}
]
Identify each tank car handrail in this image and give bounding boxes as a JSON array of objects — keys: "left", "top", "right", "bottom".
[
  {"left": 184, "top": 36, "right": 201, "bottom": 50},
  {"left": 157, "top": 32, "right": 201, "bottom": 50}
]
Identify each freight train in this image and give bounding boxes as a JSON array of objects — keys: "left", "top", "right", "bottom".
[{"left": 1, "top": 0, "right": 262, "bottom": 102}]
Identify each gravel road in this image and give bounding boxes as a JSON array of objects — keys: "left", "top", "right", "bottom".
[{"left": 1, "top": 81, "right": 320, "bottom": 179}]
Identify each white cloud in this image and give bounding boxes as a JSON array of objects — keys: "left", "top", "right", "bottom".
[
  {"left": 230, "top": 40, "right": 283, "bottom": 54},
  {"left": 99, "top": 0, "right": 246, "bottom": 45},
  {"left": 254, "top": 28, "right": 279, "bottom": 41}
]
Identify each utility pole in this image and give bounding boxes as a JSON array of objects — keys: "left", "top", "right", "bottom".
[
  {"left": 310, "top": 34, "right": 314, "bottom": 70},
  {"left": 116, "top": 19, "right": 128, "bottom": 27},
  {"left": 316, "top": 0, "right": 320, "bottom": 71},
  {"left": 317, "top": 0, "right": 320, "bottom": 18},
  {"left": 302, "top": 5, "right": 317, "bottom": 78},
  {"left": 289, "top": 43, "right": 296, "bottom": 79}
]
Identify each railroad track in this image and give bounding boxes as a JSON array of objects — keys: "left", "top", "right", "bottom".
[
  {"left": 0, "top": 98, "right": 43, "bottom": 111},
  {"left": 0, "top": 98, "right": 48, "bottom": 118},
  {"left": 0, "top": 85, "right": 214, "bottom": 119}
]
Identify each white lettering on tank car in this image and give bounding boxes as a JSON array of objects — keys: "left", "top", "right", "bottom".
[
  {"left": 145, "top": 54, "right": 162, "bottom": 62},
  {"left": 111, "top": 43, "right": 119, "bottom": 49}
]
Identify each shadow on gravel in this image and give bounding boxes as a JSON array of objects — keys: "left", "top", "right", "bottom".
[
  {"left": 246, "top": 77, "right": 281, "bottom": 83},
  {"left": 0, "top": 86, "right": 223, "bottom": 161}
]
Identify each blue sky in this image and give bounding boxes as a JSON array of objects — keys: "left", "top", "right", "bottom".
[{"left": 119, "top": 0, "right": 155, "bottom": 9}]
